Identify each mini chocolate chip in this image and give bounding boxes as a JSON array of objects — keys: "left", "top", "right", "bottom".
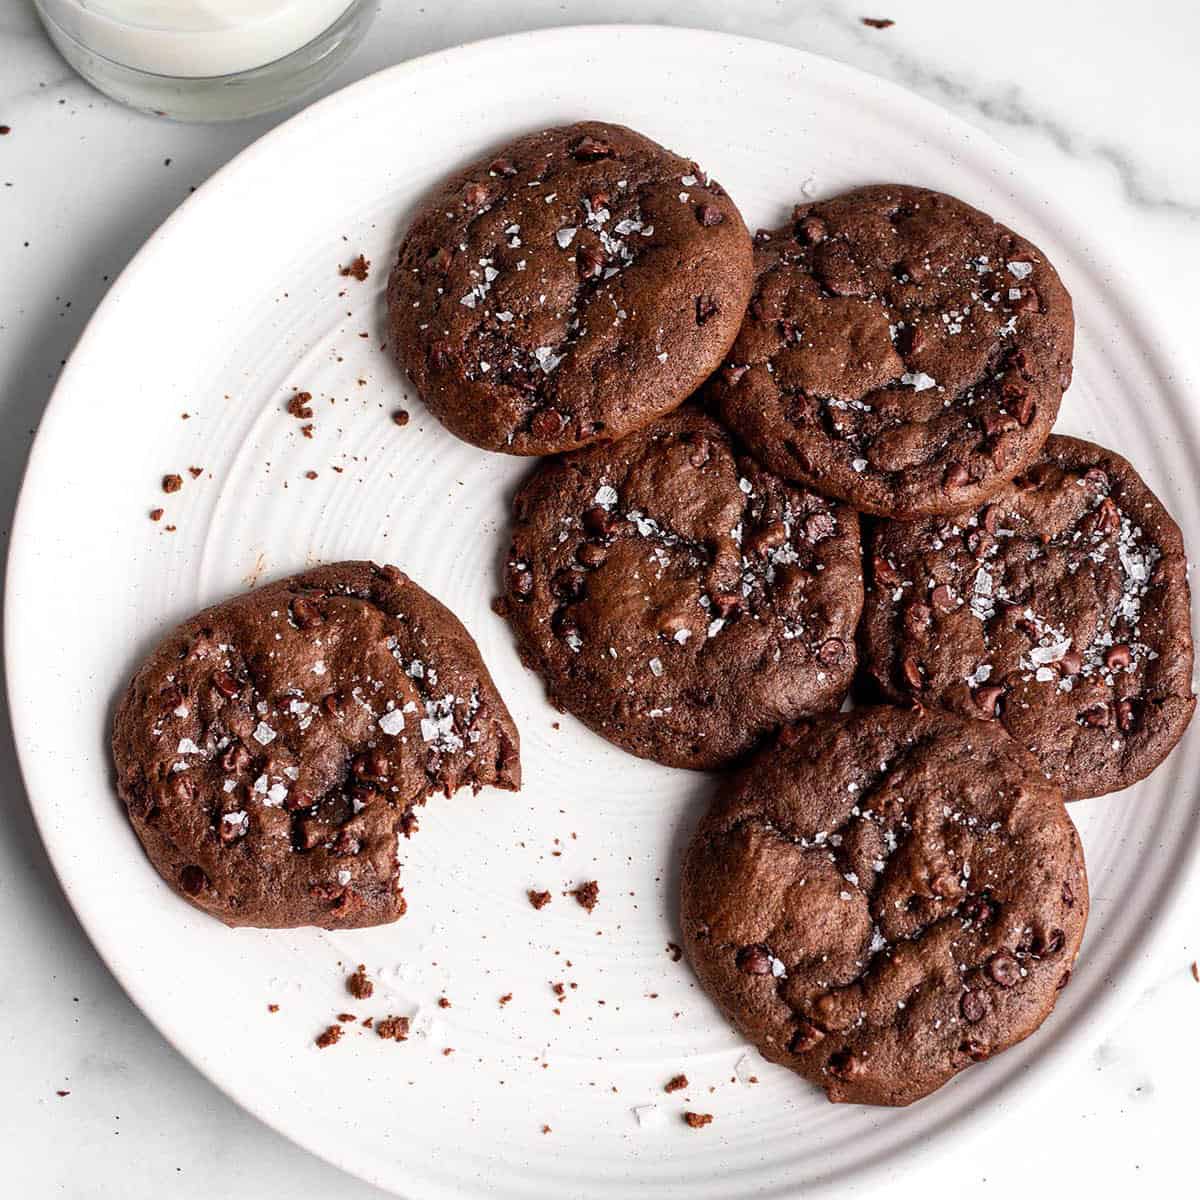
[
  {"left": 735, "top": 944, "right": 772, "bottom": 975},
  {"left": 1083, "top": 703, "right": 1111, "bottom": 728},
  {"left": 427, "top": 246, "right": 452, "bottom": 272},
  {"left": 930, "top": 584, "right": 957, "bottom": 613},
  {"left": 695, "top": 295, "right": 719, "bottom": 325},
  {"left": 577, "top": 542, "right": 607, "bottom": 569},
  {"left": 571, "top": 135, "right": 615, "bottom": 160},
  {"left": 1036, "top": 928, "right": 1065, "bottom": 956},
  {"left": 960, "top": 990, "right": 988, "bottom": 1023},
  {"left": 1062, "top": 880, "right": 1075, "bottom": 907},
  {"left": 974, "top": 685, "right": 1005, "bottom": 719},
  {"left": 530, "top": 408, "right": 565, "bottom": 438},
  {"left": 212, "top": 671, "right": 240, "bottom": 698},
  {"left": 1095, "top": 497, "right": 1120, "bottom": 534},
  {"left": 1116, "top": 698, "right": 1139, "bottom": 733},
  {"left": 872, "top": 555, "right": 900, "bottom": 586},
  {"left": 943, "top": 463, "right": 970, "bottom": 490},
  {"left": 987, "top": 950, "right": 1021, "bottom": 988},
  {"left": 826, "top": 1049, "right": 863, "bottom": 1079},
  {"left": 904, "top": 603, "right": 933, "bottom": 637},
  {"left": 789, "top": 1021, "right": 825, "bottom": 1054},
  {"left": 550, "top": 568, "right": 586, "bottom": 601},
  {"left": 1105, "top": 643, "right": 1132, "bottom": 670},
  {"left": 583, "top": 506, "right": 619, "bottom": 538},
  {"left": 291, "top": 597, "right": 323, "bottom": 629},
  {"left": 1014, "top": 395, "right": 1036, "bottom": 426},
  {"left": 722, "top": 363, "right": 749, "bottom": 387},
  {"left": 1084, "top": 467, "right": 1109, "bottom": 491},
  {"left": 462, "top": 181, "right": 489, "bottom": 208},
  {"left": 180, "top": 865, "right": 208, "bottom": 895},
  {"left": 794, "top": 214, "right": 826, "bottom": 244},
  {"left": 901, "top": 656, "right": 923, "bottom": 690},
  {"left": 429, "top": 341, "right": 452, "bottom": 370},
  {"left": 488, "top": 156, "right": 517, "bottom": 177},
  {"left": 983, "top": 412, "right": 1018, "bottom": 438},
  {"left": 1056, "top": 649, "right": 1083, "bottom": 676},
  {"left": 817, "top": 638, "right": 846, "bottom": 666},
  {"left": 696, "top": 203, "right": 724, "bottom": 227},
  {"left": 959, "top": 1039, "right": 990, "bottom": 1062},
  {"left": 576, "top": 243, "right": 604, "bottom": 279}
]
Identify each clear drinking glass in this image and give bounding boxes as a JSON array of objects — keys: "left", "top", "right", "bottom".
[{"left": 34, "top": 0, "right": 376, "bottom": 122}]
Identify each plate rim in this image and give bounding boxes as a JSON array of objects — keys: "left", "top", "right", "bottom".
[{"left": 6, "top": 22, "right": 1199, "bottom": 1198}]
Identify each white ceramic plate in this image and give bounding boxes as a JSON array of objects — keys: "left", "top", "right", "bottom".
[{"left": 7, "top": 26, "right": 1199, "bottom": 1199}]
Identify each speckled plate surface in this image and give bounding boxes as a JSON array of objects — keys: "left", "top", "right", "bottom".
[{"left": 7, "top": 26, "right": 1199, "bottom": 1199}]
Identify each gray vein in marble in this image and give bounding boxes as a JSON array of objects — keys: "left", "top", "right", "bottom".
[{"left": 849, "top": 23, "right": 1200, "bottom": 220}]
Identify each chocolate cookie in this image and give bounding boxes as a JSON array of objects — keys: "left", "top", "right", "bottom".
[
  {"left": 499, "top": 407, "right": 863, "bottom": 769},
  {"left": 112, "top": 562, "right": 520, "bottom": 928},
  {"left": 708, "top": 184, "right": 1074, "bottom": 517},
  {"left": 386, "top": 121, "right": 754, "bottom": 455},
  {"left": 860, "top": 435, "right": 1195, "bottom": 800},
  {"left": 681, "top": 707, "right": 1088, "bottom": 1106}
]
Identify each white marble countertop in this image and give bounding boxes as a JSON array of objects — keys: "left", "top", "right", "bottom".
[{"left": 2, "top": 2, "right": 1197, "bottom": 1196}]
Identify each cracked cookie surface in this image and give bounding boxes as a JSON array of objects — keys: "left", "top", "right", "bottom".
[
  {"left": 499, "top": 407, "right": 862, "bottom": 769},
  {"left": 680, "top": 707, "right": 1087, "bottom": 1106},
  {"left": 860, "top": 435, "right": 1194, "bottom": 800},
  {"left": 387, "top": 121, "right": 754, "bottom": 455},
  {"left": 112, "top": 562, "right": 520, "bottom": 928},
  {"left": 707, "top": 184, "right": 1074, "bottom": 517}
]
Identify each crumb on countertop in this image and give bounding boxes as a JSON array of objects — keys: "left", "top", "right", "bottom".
[
  {"left": 339, "top": 254, "right": 370, "bottom": 281},
  {"left": 347, "top": 964, "right": 374, "bottom": 1000},
  {"left": 315, "top": 1024, "right": 342, "bottom": 1049},
  {"left": 684, "top": 1112, "right": 713, "bottom": 1129},
  {"left": 528, "top": 888, "right": 552, "bottom": 910},
  {"left": 664, "top": 1074, "right": 688, "bottom": 1094},
  {"left": 572, "top": 880, "right": 599, "bottom": 912},
  {"left": 376, "top": 1015, "right": 410, "bottom": 1041}
]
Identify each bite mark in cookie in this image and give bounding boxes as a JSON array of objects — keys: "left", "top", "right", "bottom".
[
  {"left": 681, "top": 707, "right": 1088, "bottom": 1106},
  {"left": 860, "top": 435, "right": 1194, "bottom": 799},
  {"left": 708, "top": 184, "right": 1074, "bottom": 517},
  {"left": 501, "top": 407, "right": 863, "bottom": 769},
  {"left": 387, "top": 121, "right": 754, "bottom": 455},
  {"left": 112, "top": 562, "right": 520, "bottom": 928}
]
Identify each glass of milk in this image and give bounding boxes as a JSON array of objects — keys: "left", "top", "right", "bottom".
[{"left": 34, "top": 1, "right": 376, "bottom": 121}]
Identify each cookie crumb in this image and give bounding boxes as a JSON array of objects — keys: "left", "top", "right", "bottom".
[
  {"left": 315, "top": 1024, "right": 342, "bottom": 1049},
  {"left": 499, "top": 992, "right": 513, "bottom": 1006},
  {"left": 861, "top": 17, "right": 895, "bottom": 28},
  {"left": 55, "top": 1090, "right": 69, "bottom": 1097},
  {"left": 392, "top": 409, "right": 410, "bottom": 427},
  {"left": 684, "top": 1112, "right": 713, "bottom": 1129},
  {"left": 376, "top": 1015, "right": 410, "bottom": 1041},
  {"left": 161, "top": 473, "right": 182, "bottom": 494},
  {"left": 336, "top": 1012, "right": 357, "bottom": 1023},
  {"left": 437, "top": 996, "right": 451, "bottom": 1009},
  {"left": 0, "top": 126, "right": 11, "bottom": 136},
  {"left": 442, "top": 1047, "right": 454, "bottom": 1056},
  {"left": 267, "top": 1003, "right": 279, "bottom": 1013},
  {"left": 572, "top": 880, "right": 599, "bottom": 912},
  {"left": 347, "top": 964, "right": 374, "bottom": 1000},
  {"left": 540, "top": 1124, "right": 551, "bottom": 1134},
  {"left": 664, "top": 1074, "right": 688, "bottom": 1093},
  {"left": 1191, "top": 961, "right": 1199, "bottom": 983},
  {"left": 305, "top": 470, "right": 318, "bottom": 480},
  {"left": 339, "top": 254, "right": 370, "bottom": 281},
  {"left": 187, "top": 466, "right": 203, "bottom": 478},
  {"left": 149, "top": 508, "right": 164, "bottom": 522},
  {"left": 666, "top": 942, "right": 682, "bottom": 962},
  {"left": 286, "top": 390, "right": 314, "bottom": 419},
  {"left": 528, "top": 888, "right": 552, "bottom": 910}
]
